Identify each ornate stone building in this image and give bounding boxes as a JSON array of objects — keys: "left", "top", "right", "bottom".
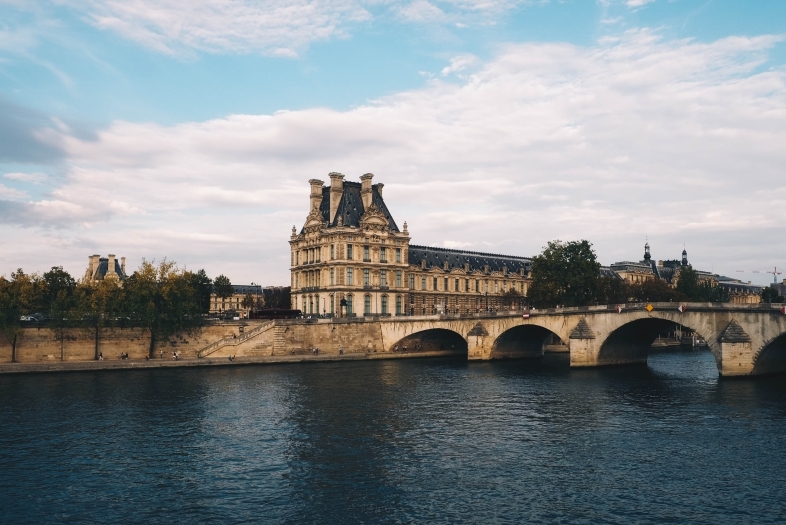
[
  {"left": 82, "top": 254, "right": 128, "bottom": 284},
  {"left": 290, "top": 173, "right": 532, "bottom": 316}
]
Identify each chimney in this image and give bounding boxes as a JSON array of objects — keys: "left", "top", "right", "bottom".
[
  {"left": 107, "top": 254, "right": 117, "bottom": 276},
  {"left": 329, "top": 172, "right": 344, "bottom": 223},
  {"left": 309, "top": 179, "right": 324, "bottom": 212},
  {"left": 375, "top": 183, "right": 384, "bottom": 197},
  {"left": 360, "top": 173, "right": 373, "bottom": 209},
  {"left": 90, "top": 255, "right": 100, "bottom": 279},
  {"left": 121, "top": 257, "right": 126, "bottom": 275}
]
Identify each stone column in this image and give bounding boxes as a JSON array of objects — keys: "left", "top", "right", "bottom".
[
  {"left": 467, "top": 321, "right": 492, "bottom": 360},
  {"left": 719, "top": 319, "right": 755, "bottom": 376},
  {"left": 568, "top": 318, "right": 600, "bottom": 367}
]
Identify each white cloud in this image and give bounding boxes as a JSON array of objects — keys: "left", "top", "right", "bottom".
[
  {"left": 626, "top": 0, "right": 654, "bottom": 7},
  {"left": 396, "top": 0, "right": 445, "bottom": 22},
  {"left": 3, "top": 172, "right": 48, "bottom": 183},
  {"left": 3, "top": 29, "right": 786, "bottom": 284},
  {"left": 0, "top": 183, "right": 28, "bottom": 200},
  {"left": 441, "top": 53, "right": 478, "bottom": 76}
]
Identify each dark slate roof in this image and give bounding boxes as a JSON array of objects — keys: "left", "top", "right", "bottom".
[
  {"left": 407, "top": 245, "right": 531, "bottom": 273},
  {"left": 212, "top": 284, "right": 263, "bottom": 295},
  {"left": 599, "top": 266, "right": 623, "bottom": 279},
  {"left": 95, "top": 258, "right": 127, "bottom": 280},
  {"left": 304, "top": 182, "right": 400, "bottom": 233}
]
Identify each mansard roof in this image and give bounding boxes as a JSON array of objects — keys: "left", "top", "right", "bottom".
[
  {"left": 408, "top": 245, "right": 531, "bottom": 273},
  {"left": 211, "top": 284, "right": 263, "bottom": 295},
  {"left": 306, "top": 181, "right": 400, "bottom": 233},
  {"left": 91, "top": 258, "right": 127, "bottom": 281}
]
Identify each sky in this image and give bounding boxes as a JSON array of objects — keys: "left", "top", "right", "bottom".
[{"left": 1, "top": 0, "right": 785, "bottom": 286}]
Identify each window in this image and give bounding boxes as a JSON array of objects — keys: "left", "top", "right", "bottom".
[
  {"left": 381, "top": 295, "right": 388, "bottom": 314},
  {"left": 409, "top": 274, "right": 415, "bottom": 289},
  {"left": 396, "top": 296, "right": 402, "bottom": 315},
  {"left": 346, "top": 295, "right": 353, "bottom": 314},
  {"left": 455, "top": 278, "right": 459, "bottom": 291},
  {"left": 330, "top": 295, "right": 334, "bottom": 314},
  {"left": 503, "top": 281, "right": 507, "bottom": 292},
  {"left": 444, "top": 277, "right": 448, "bottom": 291},
  {"left": 380, "top": 247, "right": 387, "bottom": 262},
  {"left": 433, "top": 277, "right": 438, "bottom": 290},
  {"left": 347, "top": 244, "right": 353, "bottom": 260},
  {"left": 330, "top": 245, "right": 335, "bottom": 259},
  {"left": 295, "top": 274, "right": 299, "bottom": 288},
  {"left": 475, "top": 279, "right": 479, "bottom": 292},
  {"left": 330, "top": 268, "right": 334, "bottom": 285},
  {"left": 421, "top": 275, "right": 426, "bottom": 290},
  {"left": 347, "top": 268, "right": 354, "bottom": 286},
  {"left": 364, "top": 269, "right": 370, "bottom": 286},
  {"left": 396, "top": 270, "right": 402, "bottom": 288},
  {"left": 396, "top": 248, "right": 401, "bottom": 263},
  {"left": 364, "top": 246, "right": 370, "bottom": 261},
  {"left": 316, "top": 248, "right": 320, "bottom": 263},
  {"left": 485, "top": 280, "right": 489, "bottom": 293},
  {"left": 364, "top": 295, "right": 371, "bottom": 315},
  {"left": 495, "top": 281, "right": 498, "bottom": 293},
  {"left": 465, "top": 279, "right": 469, "bottom": 292},
  {"left": 381, "top": 270, "right": 387, "bottom": 286}
]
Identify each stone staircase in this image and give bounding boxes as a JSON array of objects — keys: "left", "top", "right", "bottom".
[{"left": 197, "top": 321, "right": 275, "bottom": 358}]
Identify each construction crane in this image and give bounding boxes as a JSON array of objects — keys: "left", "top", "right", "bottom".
[{"left": 736, "top": 267, "right": 783, "bottom": 283}]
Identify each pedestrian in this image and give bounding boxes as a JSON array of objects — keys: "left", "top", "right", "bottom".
[
  {"left": 339, "top": 347, "right": 344, "bottom": 355},
  {"left": 98, "top": 352, "right": 103, "bottom": 361},
  {"left": 159, "top": 350, "right": 163, "bottom": 360}
]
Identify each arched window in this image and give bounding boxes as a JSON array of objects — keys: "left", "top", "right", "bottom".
[{"left": 364, "top": 294, "right": 371, "bottom": 315}]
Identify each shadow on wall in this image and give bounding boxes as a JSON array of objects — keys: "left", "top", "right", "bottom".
[
  {"left": 754, "top": 332, "right": 786, "bottom": 376},
  {"left": 598, "top": 318, "right": 687, "bottom": 367},
  {"left": 393, "top": 329, "right": 468, "bottom": 355},
  {"left": 491, "top": 325, "right": 563, "bottom": 360}
]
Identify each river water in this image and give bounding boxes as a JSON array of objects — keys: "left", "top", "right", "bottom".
[{"left": 1, "top": 351, "right": 785, "bottom": 524}]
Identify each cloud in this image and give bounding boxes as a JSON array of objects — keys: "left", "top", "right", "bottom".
[
  {"left": 396, "top": 0, "right": 445, "bottom": 22},
  {"left": 626, "top": 0, "right": 654, "bottom": 7},
  {"left": 3, "top": 172, "right": 48, "bottom": 183},
  {"left": 3, "top": 29, "right": 786, "bottom": 284},
  {"left": 0, "top": 97, "right": 65, "bottom": 164},
  {"left": 441, "top": 53, "right": 477, "bottom": 76}
]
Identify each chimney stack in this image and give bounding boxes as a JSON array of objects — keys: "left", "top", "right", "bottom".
[
  {"left": 107, "top": 254, "right": 117, "bottom": 276},
  {"left": 90, "top": 255, "right": 100, "bottom": 279},
  {"left": 309, "top": 179, "right": 324, "bottom": 212},
  {"left": 329, "top": 172, "right": 344, "bottom": 223},
  {"left": 121, "top": 257, "right": 126, "bottom": 275},
  {"left": 375, "top": 183, "right": 384, "bottom": 197},
  {"left": 360, "top": 173, "right": 374, "bottom": 209}
]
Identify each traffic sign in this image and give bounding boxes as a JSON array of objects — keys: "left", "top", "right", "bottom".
[
  {"left": 781, "top": 306, "right": 786, "bottom": 315},
  {"left": 678, "top": 305, "right": 687, "bottom": 313},
  {"left": 646, "top": 304, "right": 654, "bottom": 312},
  {"left": 615, "top": 306, "right": 623, "bottom": 313},
  {"left": 522, "top": 312, "right": 530, "bottom": 319}
]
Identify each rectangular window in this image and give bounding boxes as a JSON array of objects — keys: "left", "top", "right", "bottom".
[
  {"left": 485, "top": 280, "right": 489, "bottom": 293},
  {"left": 364, "top": 269, "right": 370, "bottom": 286},
  {"left": 347, "top": 268, "right": 354, "bottom": 286},
  {"left": 330, "top": 268, "right": 334, "bottom": 285},
  {"left": 433, "top": 277, "right": 438, "bottom": 290},
  {"left": 330, "top": 245, "right": 335, "bottom": 259},
  {"left": 465, "top": 279, "right": 469, "bottom": 292},
  {"left": 330, "top": 296, "right": 334, "bottom": 314},
  {"left": 444, "top": 277, "right": 448, "bottom": 291},
  {"left": 347, "top": 295, "right": 353, "bottom": 315},
  {"left": 381, "top": 296, "right": 388, "bottom": 314},
  {"left": 396, "top": 248, "right": 401, "bottom": 263},
  {"left": 495, "top": 281, "right": 499, "bottom": 293},
  {"left": 396, "top": 271, "right": 402, "bottom": 288},
  {"left": 381, "top": 270, "right": 387, "bottom": 286},
  {"left": 455, "top": 278, "right": 459, "bottom": 291},
  {"left": 421, "top": 275, "right": 426, "bottom": 290},
  {"left": 364, "top": 246, "right": 370, "bottom": 261},
  {"left": 347, "top": 244, "right": 354, "bottom": 260},
  {"left": 380, "top": 247, "right": 387, "bottom": 262},
  {"left": 396, "top": 296, "right": 402, "bottom": 315},
  {"left": 316, "top": 248, "right": 320, "bottom": 263},
  {"left": 364, "top": 295, "right": 371, "bottom": 315},
  {"left": 475, "top": 279, "right": 479, "bottom": 292}
]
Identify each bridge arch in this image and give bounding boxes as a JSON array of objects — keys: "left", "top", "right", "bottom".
[
  {"left": 390, "top": 328, "right": 468, "bottom": 356},
  {"left": 753, "top": 332, "right": 786, "bottom": 376},
  {"left": 596, "top": 316, "right": 720, "bottom": 370},
  {"left": 491, "top": 325, "right": 565, "bottom": 360}
]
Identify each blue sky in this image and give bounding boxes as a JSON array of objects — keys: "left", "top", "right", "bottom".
[{"left": 1, "top": 0, "right": 785, "bottom": 285}]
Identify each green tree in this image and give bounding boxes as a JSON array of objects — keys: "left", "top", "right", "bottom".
[
  {"left": 124, "top": 259, "right": 203, "bottom": 358},
  {"left": 213, "top": 274, "right": 233, "bottom": 299},
  {"left": 675, "top": 266, "right": 700, "bottom": 300},
  {"left": 597, "top": 275, "right": 629, "bottom": 304},
  {"left": 697, "top": 280, "right": 730, "bottom": 302},
  {"left": 629, "top": 279, "right": 688, "bottom": 303},
  {"left": 241, "top": 293, "right": 256, "bottom": 312},
  {"left": 528, "top": 240, "right": 600, "bottom": 308},
  {"left": 74, "top": 279, "right": 123, "bottom": 360},
  {"left": 42, "top": 267, "right": 78, "bottom": 360},
  {"left": 188, "top": 269, "right": 213, "bottom": 314},
  {"left": 0, "top": 269, "right": 43, "bottom": 362},
  {"left": 762, "top": 287, "right": 785, "bottom": 303}
]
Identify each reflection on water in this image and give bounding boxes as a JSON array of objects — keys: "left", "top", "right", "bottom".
[{"left": 1, "top": 351, "right": 785, "bottom": 524}]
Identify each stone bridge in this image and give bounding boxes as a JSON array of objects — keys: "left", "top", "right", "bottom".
[{"left": 260, "top": 302, "right": 786, "bottom": 377}]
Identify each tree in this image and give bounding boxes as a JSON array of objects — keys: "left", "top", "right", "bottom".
[
  {"left": 528, "top": 240, "right": 600, "bottom": 308},
  {"left": 762, "top": 287, "right": 785, "bottom": 303},
  {"left": 263, "top": 287, "right": 291, "bottom": 309},
  {"left": 213, "top": 274, "right": 233, "bottom": 299},
  {"left": 597, "top": 275, "right": 629, "bottom": 304},
  {"left": 241, "top": 293, "right": 256, "bottom": 312},
  {"left": 74, "top": 278, "right": 123, "bottom": 360},
  {"left": 675, "top": 266, "right": 700, "bottom": 300},
  {"left": 124, "top": 259, "right": 203, "bottom": 358},
  {"left": 0, "top": 269, "right": 43, "bottom": 362},
  {"left": 628, "top": 279, "right": 688, "bottom": 303},
  {"left": 696, "top": 280, "right": 730, "bottom": 302},
  {"left": 42, "top": 267, "right": 77, "bottom": 360},
  {"left": 188, "top": 269, "right": 213, "bottom": 314}
]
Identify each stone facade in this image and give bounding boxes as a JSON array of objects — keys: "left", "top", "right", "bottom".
[
  {"left": 209, "top": 284, "right": 263, "bottom": 317},
  {"left": 289, "top": 173, "right": 532, "bottom": 317},
  {"left": 82, "top": 254, "right": 127, "bottom": 284}
]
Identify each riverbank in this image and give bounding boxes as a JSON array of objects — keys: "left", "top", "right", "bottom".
[{"left": 0, "top": 350, "right": 463, "bottom": 375}]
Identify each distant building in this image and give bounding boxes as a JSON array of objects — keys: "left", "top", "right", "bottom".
[
  {"left": 209, "top": 284, "right": 263, "bottom": 318},
  {"left": 82, "top": 254, "right": 128, "bottom": 284}
]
